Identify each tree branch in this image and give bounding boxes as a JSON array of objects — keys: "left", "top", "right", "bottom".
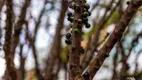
[
  {"left": 120, "top": 31, "right": 142, "bottom": 79},
  {"left": 12, "top": 0, "right": 30, "bottom": 56},
  {"left": 17, "top": 44, "right": 26, "bottom": 80},
  {"left": 3, "top": 0, "right": 17, "bottom": 79},
  {"left": 81, "top": 0, "right": 120, "bottom": 71},
  {"left": 68, "top": 0, "right": 86, "bottom": 79},
  {"left": 84, "top": 1, "right": 142, "bottom": 79}
]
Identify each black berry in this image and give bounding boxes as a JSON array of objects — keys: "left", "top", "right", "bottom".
[
  {"left": 83, "top": 71, "right": 90, "bottom": 78},
  {"left": 67, "top": 17, "right": 74, "bottom": 23},
  {"left": 67, "top": 55, "right": 69, "bottom": 59},
  {"left": 67, "top": 12, "right": 72, "bottom": 17},
  {"left": 127, "top": 1, "right": 130, "bottom": 5},
  {"left": 80, "top": 48, "right": 85, "bottom": 54},
  {"left": 84, "top": 0, "right": 87, "bottom": 3},
  {"left": 126, "top": 64, "right": 130, "bottom": 70},
  {"left": 82, "top": 18, "right": 88, "bottom": 24},
  {"left": 66, "top": 33, "right": 71, "bottom": 39},
  {"left": 88, "top": 11, "right": 91, "bottom": 16},
  {"left": 65, "top": 39, "right": 71, "bottom": 45},
  {"left": 85, "top": 23, "right": 91, "bottom": 28}
]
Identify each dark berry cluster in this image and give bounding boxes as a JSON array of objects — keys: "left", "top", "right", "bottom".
[
  {"left": 67, "top": 2, "right": 91, "bottom": 29},
  {"left": 65, "top": 33, "right": 72, "bottom": 45},
  {"left": 65, "top": 1, "right": 91, "bottom": 54},
  {"left": 81, "top": 3, "right": 91, "bottom": 28}
]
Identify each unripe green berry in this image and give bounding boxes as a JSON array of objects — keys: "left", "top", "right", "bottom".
[
  {"left": 82, "top": 12, "right": 89, "bottom": 17},
  {"left": 74, "top": 28, "right": 79, "bottom": 32},
  {"left": 78, "top": 19, "right": 82, "bottom": 24},
  {"left": 84, "top": 3, "right": 90, "bottom": 10}
]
